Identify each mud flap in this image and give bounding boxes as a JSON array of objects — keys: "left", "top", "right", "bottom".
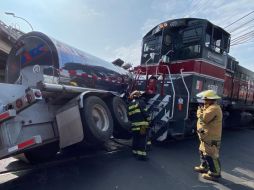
[{"left": 56, "top": 105, "right": 84, "bottom": 148}]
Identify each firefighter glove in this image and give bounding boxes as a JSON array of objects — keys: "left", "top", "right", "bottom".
[{"left": 197, "top": 106, "right": 204, "bottom": 118}]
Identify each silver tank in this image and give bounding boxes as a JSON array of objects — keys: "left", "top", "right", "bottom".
[{"left": 6, "top": 32, "right": 131, "bottom": 94}]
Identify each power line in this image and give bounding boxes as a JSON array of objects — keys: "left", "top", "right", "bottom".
[
  {"left": 231, "top": 24, "right": 254, "bottom": 37},
  {"left": 196, "top": 0, "right": 210, "bottom": 16},
  {"left": 229, "top": 18, "right": 254, "bottom": 33},
  {"left": 231, "top": 36, "right": 254, "bottom": 46},
  {"left": 224, "top": 10, "right": 254, "bottom": 29},
  {"left": 232, "top": 36, "right": 254, "bottom": 44},
  {"left": 231, "top": 31, "right": 254, "bottom": 45},
  {"left": 230, "top": 26, "right": 254, "bottom": 47},
  {"left": 231, "top": 30, "right": 254, "bottom": 42},
  {"left": 230, "top": 29, "right": 254, "bottom": 46},
  {"left": 233, "top": 36, "right": 254, "bottom": 44},
  {"left": 193, "top": 0, "right": 209, "bottom": 16},
  {"left": 188, "top": 0, "right": 203, "bottom": 17},
  {"left": 231, "top": 40, "right": 254, "bottom": 46}
]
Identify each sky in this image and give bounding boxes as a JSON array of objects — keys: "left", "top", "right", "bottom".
[{"left": 0, "top": 0, "right": 254, "bottom": 70}]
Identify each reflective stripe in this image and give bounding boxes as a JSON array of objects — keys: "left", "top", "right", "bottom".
[
  {"left": 208, "top": 170, "right": 220, "bottom": 177},
  {"left": 128, "top": 104, "right": 139, "bottom": 110},
  {"left": 147, "top": 141, "right": 152, "bottom": 145},
  {"left": 131, "top": 127, "right": 141, "bottom": 131},
  {"left": 8, "top": 135, "right": 42, "bottom": 153},
  {"left": 132, "top": 150, "right": 138, "bottom": 154},
  {"left": 137, "top": 150, "right": 147, "bottom": 156},
  {"left": 128, "top": 109, "right": 141, "bottom": 116},
  {"left": 0, "top": 110, "right": 16, "bottom": 123},
  {"left": 132, "top": 121, "right": 149, "bottom": 126}
]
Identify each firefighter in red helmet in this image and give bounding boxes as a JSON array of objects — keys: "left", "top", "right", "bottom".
[
  {"left": 194, "top": 90, "right": 223, "bottom": 181},
  {"left": 128, "top": 90, "right": 151, "bottom": 160}
]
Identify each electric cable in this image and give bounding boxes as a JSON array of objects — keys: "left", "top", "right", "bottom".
[{"left": 225, "top": 10, "right": 254, "bottom": 29}]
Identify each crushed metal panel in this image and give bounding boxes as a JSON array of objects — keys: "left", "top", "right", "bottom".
[{"left": 56, "top": 105, "right": 84, "bottom": 148}]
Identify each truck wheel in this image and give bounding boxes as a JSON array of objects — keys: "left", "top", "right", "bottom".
[
  {"left": 109, "top": 96, "right": 131, "bottom": 139},
  {"left": 24, "top": 142, "right": 59, "bottom": 164},
  {"left": 81, "top": 96, "right": 113, "bottom": 143}
]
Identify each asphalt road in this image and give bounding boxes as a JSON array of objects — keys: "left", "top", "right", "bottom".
[{"left": 0, "top": 128, "right": 254, "bottom": 190}]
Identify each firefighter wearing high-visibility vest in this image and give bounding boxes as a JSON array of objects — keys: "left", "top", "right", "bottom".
[
  {"left": 128, "top": 90, "right": 151, "bottom": 160},
  {"left": 194, "top": 90, "right": 223, "bottom": 181}
]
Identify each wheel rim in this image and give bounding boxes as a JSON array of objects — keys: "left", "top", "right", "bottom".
[
  {"left": 92, "top": 104, "right": 109, "bottom": 131},
  {"left": 117, "top": 103, "right": 128, "bottom": 122}
]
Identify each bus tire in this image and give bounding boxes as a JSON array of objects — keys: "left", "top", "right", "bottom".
[
  {"left": 108, "top": 96, "right": 131, "bottom": 139},
  {"left": 81, "top": 96, "right": 113, "bottom": 143}
]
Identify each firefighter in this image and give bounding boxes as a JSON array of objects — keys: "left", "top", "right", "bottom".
[
  {"left": 145, "top": 76, "right": 157, "bottom": 150},
  {"left": 146, "top": 76, "right": 157, "bottom": 94},
  {"left": 194, "top": 90, "right": 223, "bottom": 181},
  {"left": 128, "top": 90, "right": 151, "bottom": 160}
]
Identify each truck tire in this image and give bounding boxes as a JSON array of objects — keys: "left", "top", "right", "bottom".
[
  {"left": 108, "top": 96, "right": 132, "bottom": 139},
  {"left": 81, "top": 96, "right": 113, "bottom": 143},
  {"left": 24, "top": 142, "right": 59, "bottom": 164}
]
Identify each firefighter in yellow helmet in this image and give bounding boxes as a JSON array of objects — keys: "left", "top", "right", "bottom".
[
  {"left": 194, "top": 90, "right": 223, "bottom": 181},
  {"left": 128, "top": 90, "right": 151, "bottom": 160}
]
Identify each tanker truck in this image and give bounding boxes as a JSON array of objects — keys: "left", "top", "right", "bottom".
[{"left": 0, "top": 32, "right": 131, "bottom": 163}]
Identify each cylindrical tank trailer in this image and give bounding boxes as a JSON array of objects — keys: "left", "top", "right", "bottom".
[{"left": 6, "top": 31, "right": 131, "bottom": 93}]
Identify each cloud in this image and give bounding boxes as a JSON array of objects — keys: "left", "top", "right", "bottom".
[
  {"left": 141, "top": 18, "right": 161, "bottom": 36},
  {"left": 104, "top": 40, "right": 142, "bottom": 66},
  {"left": 104, "top": 1, "right": 190, "bottom": 67},
  {"left": 231, "top": 43, "right": 254, "bottom": 70},
  {"left": 1, "top": 0, "right": 104, "bottom": 35},
  {"left": 137, "top": 0, "right": 254, "bottom": 70},
  {"left": 37, "top": 0, "right": 104, "bottom": 22}
]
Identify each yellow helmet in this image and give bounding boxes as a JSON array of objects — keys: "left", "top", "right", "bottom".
[{"left": 196, "top": 90, "right": 221, "bottom": 100}]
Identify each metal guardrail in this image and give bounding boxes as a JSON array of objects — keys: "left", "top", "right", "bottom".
[{"left": 0, "top": 20, "right": 24, "bottom": 42}]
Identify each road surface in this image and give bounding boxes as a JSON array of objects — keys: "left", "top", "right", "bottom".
[{"left": 0, "top": 128, "right": 254, "bottom": 190}]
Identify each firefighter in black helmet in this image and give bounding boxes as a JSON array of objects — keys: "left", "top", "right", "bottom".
[{"left": 128, "top": 90, "right": 151, "bottom": 160}]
